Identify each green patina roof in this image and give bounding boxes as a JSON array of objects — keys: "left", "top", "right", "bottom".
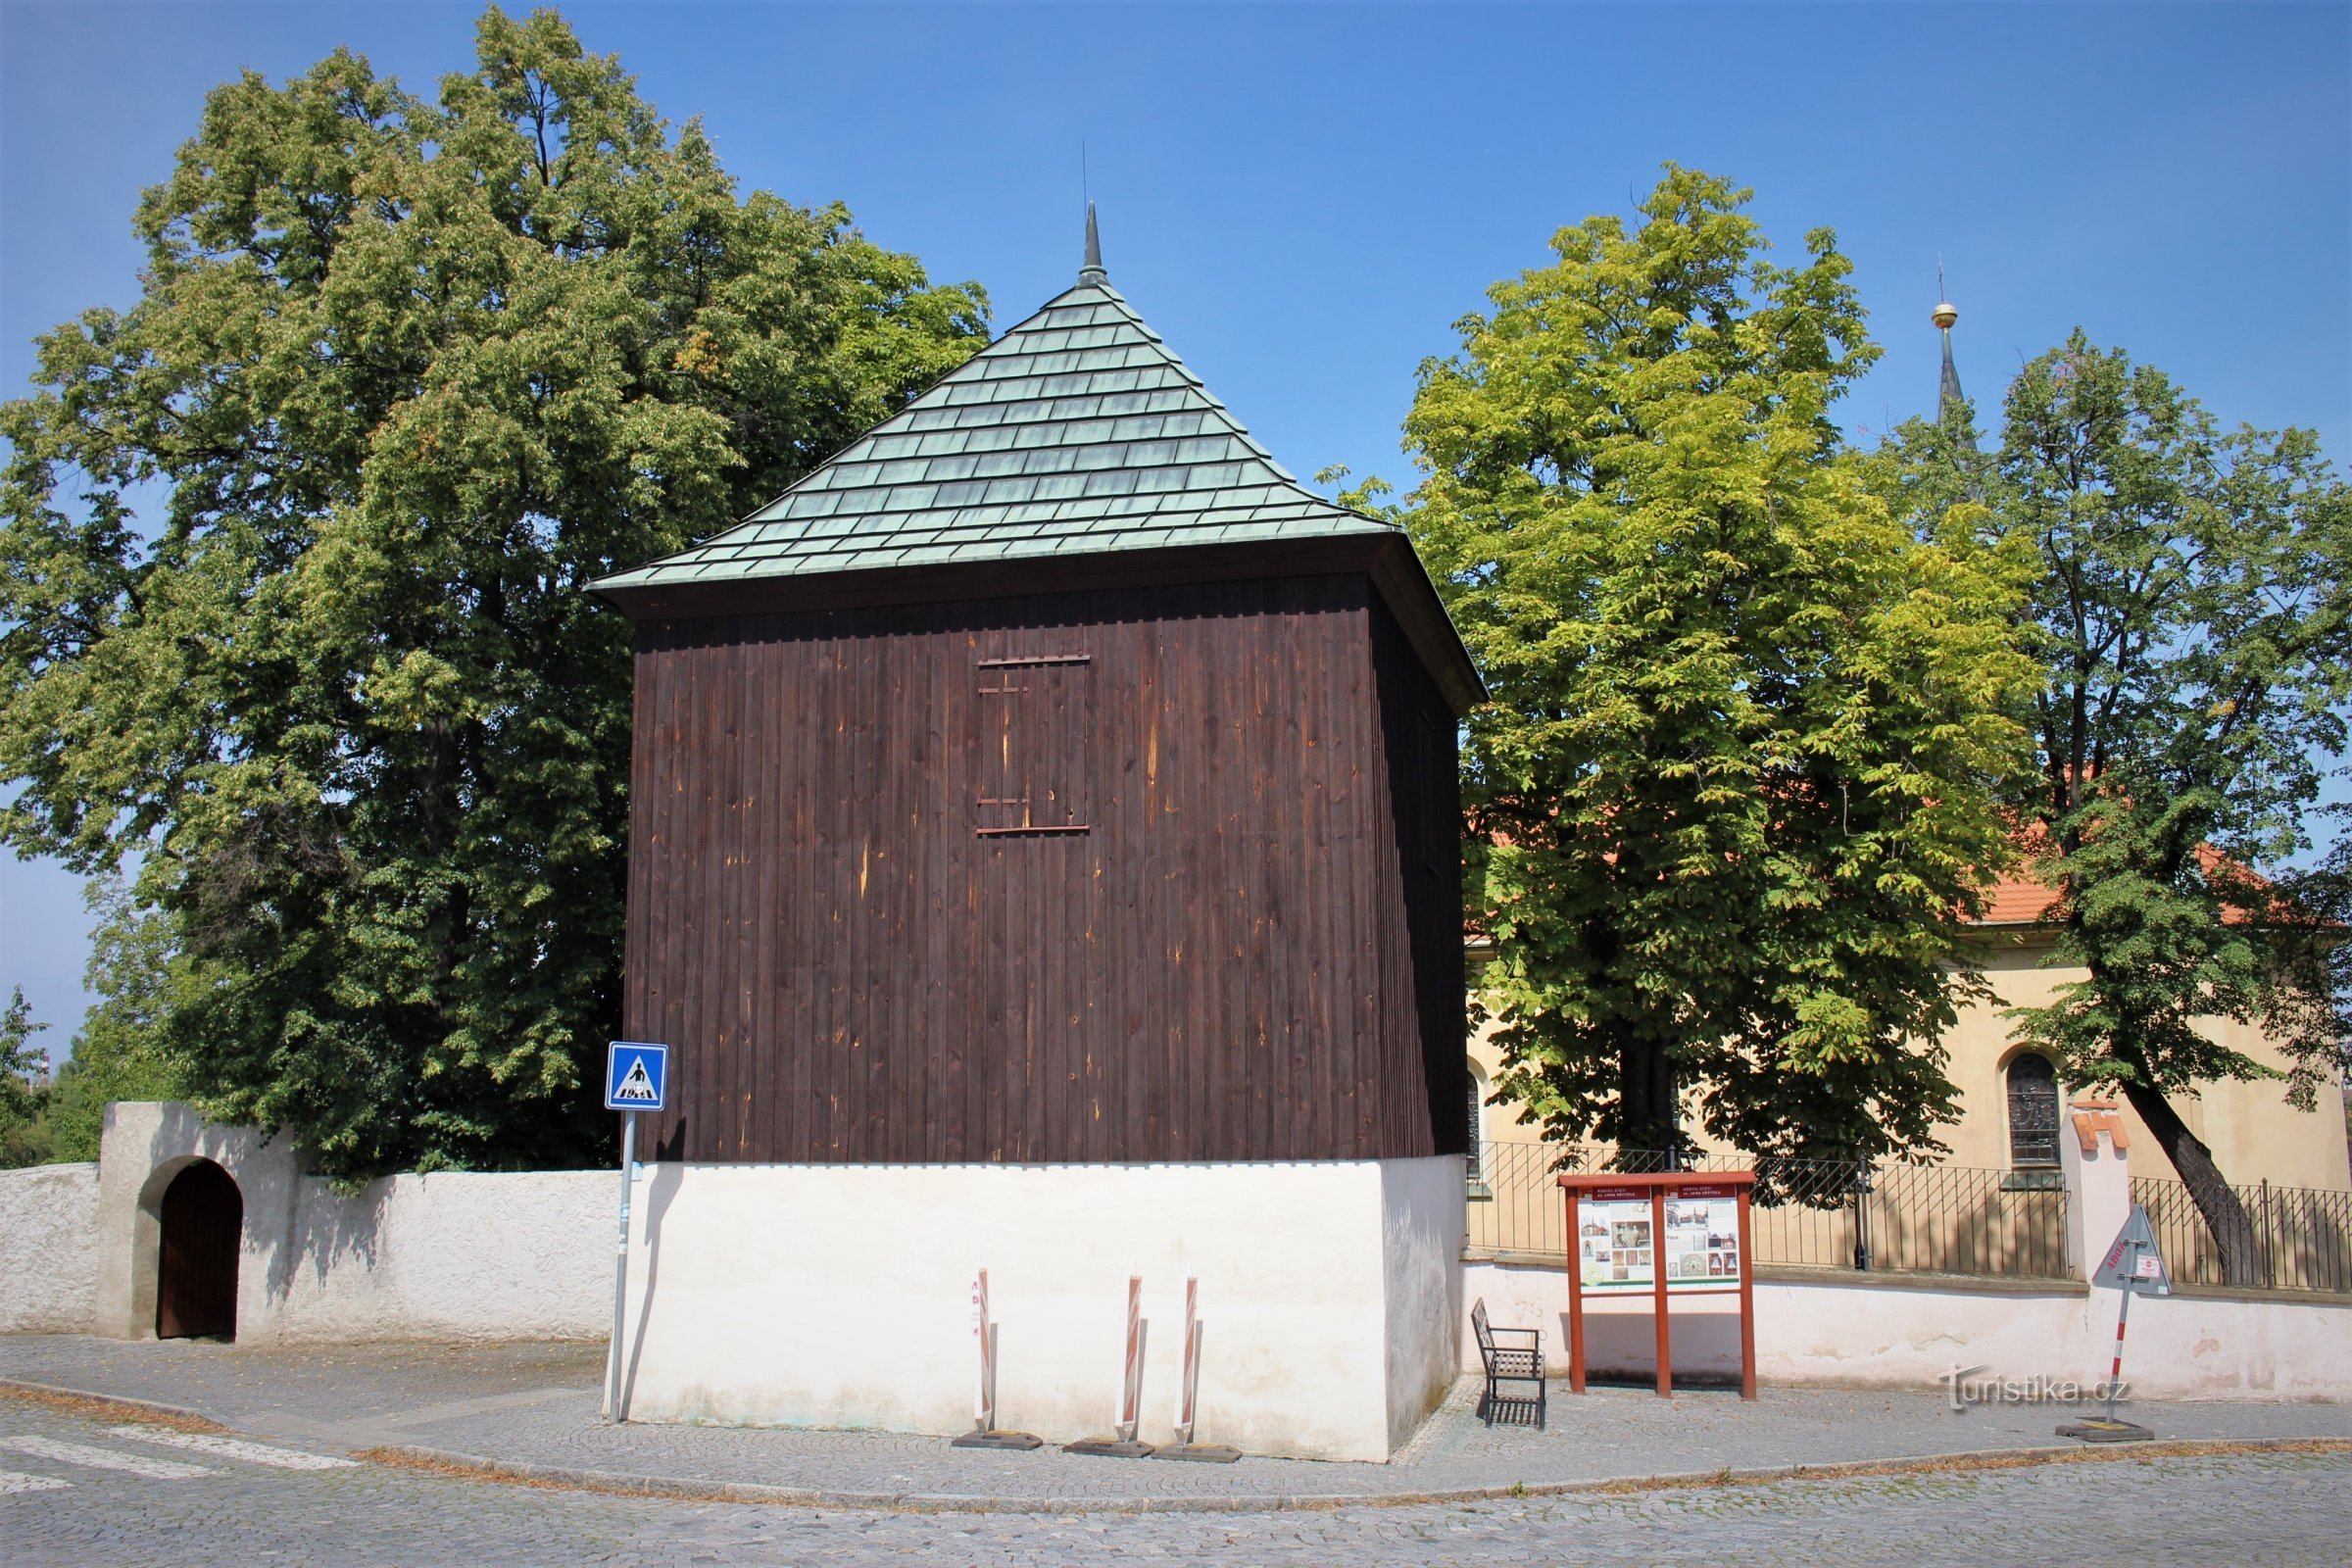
[{"left": 592, "top": 245, "right": 1398, "bottom": 593}]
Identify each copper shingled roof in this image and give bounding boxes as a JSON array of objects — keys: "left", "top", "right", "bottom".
[{"left": 591, "top": 254, "right": 1399, "bottom": 594}]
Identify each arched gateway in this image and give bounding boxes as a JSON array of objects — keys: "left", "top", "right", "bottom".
[{"left": 155, "top": 1159, "right": 241, "bottom": 1340}]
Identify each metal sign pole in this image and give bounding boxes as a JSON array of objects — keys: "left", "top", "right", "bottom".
[
  {"left": 606, "top": 1108, "right": 636, "bottom": 1422},
  {"left": 2104, "top": 1239, "right": 2137, "bottom": 1426},
  {"left": 598, "top": 1041, "right": 666, "bottom": 1426},
  {"left": 2062, "top": 1203, "right": 2165, "bottom": 1443}
]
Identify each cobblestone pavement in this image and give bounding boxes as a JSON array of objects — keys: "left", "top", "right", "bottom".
[
  {"left": 4, "top": 1335, "right": 2344, "bottom": 1509},
  {"left": 1, "top": 1396, "right": 2346, "bottom": 1567}
]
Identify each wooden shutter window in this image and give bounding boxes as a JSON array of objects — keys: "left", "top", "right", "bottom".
[{"left": 975, "top": 651, "right": 1091, "bottom": 836}]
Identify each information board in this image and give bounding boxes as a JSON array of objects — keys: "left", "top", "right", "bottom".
[
  {"left": 1575, "top": 1185, "right": 1653, "bottom": 1292},
  {"left": 1575, "top": 1182, "right": 1742, "bottom": 1294},
  {"left": 1559, "top": 1168, "right": 1760, "bottom": 1400}
]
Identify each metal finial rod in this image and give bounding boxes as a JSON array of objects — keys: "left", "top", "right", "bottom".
[{"left": 1081, "top": 201, "right": 1105, "bottom": 283}]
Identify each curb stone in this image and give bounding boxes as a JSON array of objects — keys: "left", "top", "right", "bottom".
[{"left": 367, "top": 1434, "right": 2352, "bottom": 1515}]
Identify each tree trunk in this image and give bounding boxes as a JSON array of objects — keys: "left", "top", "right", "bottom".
[
  {"left": 1616, "top": 1039, "right": 1681, "bottom": 1165},
  {"left": 2120, "top": 1081, "right": 2267, "bottom": 1289}
]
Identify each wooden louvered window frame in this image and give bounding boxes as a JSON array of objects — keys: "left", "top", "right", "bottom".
[{"left": 975, "top": 652, "right": 1091, "bottom": 837}]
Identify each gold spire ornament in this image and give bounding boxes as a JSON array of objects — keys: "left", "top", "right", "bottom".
[{"left": 1934, "top": 263, "right": 1964, "bottom": 422}]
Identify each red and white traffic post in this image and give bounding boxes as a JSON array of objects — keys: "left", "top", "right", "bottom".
[
  {"left": 1174, "top": 1274, "right": 1200, "bottom": 1446},
  {"left": 1115, "top": 1270, "right": 1145, "bottom": 1445}
]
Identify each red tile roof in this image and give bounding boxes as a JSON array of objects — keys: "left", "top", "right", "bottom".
[{"left": 1976, "top": 869, "right": 2063, "bottom": 925}]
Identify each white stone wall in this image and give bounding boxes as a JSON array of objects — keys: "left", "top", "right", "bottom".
[
  {"left": 1382, "top": 1155, "right": 1467, "bottom": 1448},
  {"left": 35, "top": 1101, "right": 2350, "bottom": 1444},
  {"left": 1462, "top": 1256, "right": 2352, "bottom": 1401},
  {"left": 252, "top": 1166, "right": 611, "bottom": 1342},
  {"left": 615, "top": 1157, "right": 1465, "bottom": 1461},
  {"left": 1462, "top": 1103, "right": 2352, "bottom": 1403},
  {"left": 0, "top": 1162, "right": 101, "bottom": 1333},
  {"left": 88, "top": 1102, "right": 608, "bottom": 1344}
]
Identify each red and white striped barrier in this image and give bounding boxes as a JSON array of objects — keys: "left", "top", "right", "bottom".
[
  {"left": 1115, "top": 1271, "right": 1145, "bottom": 1443},
  {"left": 950, "top": 1265, "right": 1041, "bottom": 1450},
  {"left": 972, "top": 1267, "right": 995, "bottom": 1433},
  {"left": 1175, "top": 1275, "right": 1200, "bottom": 1446}
]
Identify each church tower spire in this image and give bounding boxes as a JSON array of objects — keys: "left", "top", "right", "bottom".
[{"left": 1933, "top": 263, "right": 1963, "bottom": 422}]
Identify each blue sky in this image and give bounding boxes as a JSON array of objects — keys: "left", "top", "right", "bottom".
[{"left": 3, "top": 1, "right": 2348, "bottom": 1044}]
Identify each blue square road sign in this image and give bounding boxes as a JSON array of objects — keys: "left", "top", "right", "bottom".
[{"left": 605, "top": 1041, "right": 668, "bottom": 1111}]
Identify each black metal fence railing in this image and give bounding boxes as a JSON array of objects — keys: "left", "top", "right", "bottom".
[
  {"left": 1467, "top": 1142, "right": 2072, "bottom": 1280},
  {"left": 2130, "top": 1176, "right": 2352, "bottom": 1296}
]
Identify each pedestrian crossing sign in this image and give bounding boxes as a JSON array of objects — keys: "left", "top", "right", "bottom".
[{"left": 605, "top": 1041, "right": 668, "bottom": 1111}]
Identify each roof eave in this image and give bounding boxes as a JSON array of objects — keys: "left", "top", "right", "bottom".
[{"left": 592, "top": 531, "right": 1486, "bottom": 714}]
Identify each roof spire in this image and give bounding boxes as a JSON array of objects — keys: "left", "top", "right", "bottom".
[
  {"left": 1932, "top": 260, "right": 1963, "bottom": 422},
  {"left": 1080, "top": 201, "right": 1106, "bottom": 286}
]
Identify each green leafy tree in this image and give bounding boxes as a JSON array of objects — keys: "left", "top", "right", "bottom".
[
  {"left": 2278, "top": 812, "right": 2352, "bottom": 1190},
  {"left": 37, "top": 878, "right": 187, "bottom": 1163},
  {"left": 1888, "top": 334, "right": 2351, "bottom": 1284},
  {"left": 0, "top": 987, "right": 52, "bottom": 1166},
  {"left": 1397, "top": 168, "right": 2036, "bottom": 1182},
  {"left": 0, "top": 7, "right": 987, "bottom": 1182}
]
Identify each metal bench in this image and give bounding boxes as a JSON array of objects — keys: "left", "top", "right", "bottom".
[{"left": 1471, "top": 1298, "right": 1545, "bottom": 1428}]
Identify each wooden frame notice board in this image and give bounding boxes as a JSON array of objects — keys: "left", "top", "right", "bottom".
[{"left": 1558, "top": 1170, "right": 1757, "bottom": 1399}]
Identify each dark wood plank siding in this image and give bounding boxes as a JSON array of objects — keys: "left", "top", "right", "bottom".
[
  {"left": 621, "top": 573, "right": 1463, "bottom": 1164},
  {"left": 1369, "top": 595, "right": 1469, "bottom": 1157}
]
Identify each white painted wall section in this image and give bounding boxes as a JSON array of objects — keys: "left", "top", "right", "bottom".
[
  {"left": 31, "top": 1104, "right": 2347, "bottom": 1439},
  {"left": 1463, "top": 1257, "right": 2352, "bottom": 1402},
  {"left": 615, "top": 1157, "right": 1464, "bottom": 1462},
  {"left": 1382, "top": 1155, "right": 1467, "bottom": 1450}
]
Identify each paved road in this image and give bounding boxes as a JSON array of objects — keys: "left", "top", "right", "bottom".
[{"left": 3, "top": 1396, "right": 2345, "bottom": 1566}]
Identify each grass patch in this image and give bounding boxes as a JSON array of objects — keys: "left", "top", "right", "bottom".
[{"left": 0, "top": 1382, "right": 224, "bottom": 1434}]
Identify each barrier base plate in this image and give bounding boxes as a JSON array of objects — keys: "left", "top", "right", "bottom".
[
  {"left": 2056, "top": 1419, "right": 2155, "bottom": 1444},
  {"left": 1064, "top": 1438, "right": 1157, "bottom": 1459},
  {"left": 951, "top": 1430, "right": 1044, "bottom": 1450},
  {"left": 1154, "top": 1443, "right": 1242, "bottom": 1463}
]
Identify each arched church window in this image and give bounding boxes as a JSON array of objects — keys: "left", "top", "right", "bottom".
[
  {"left": 2006, "top": 1053, "right": 2060, "bottom": 1169},
  {"left": 1466, "top": 1068, "right": 1488, "bottom": 1194}
]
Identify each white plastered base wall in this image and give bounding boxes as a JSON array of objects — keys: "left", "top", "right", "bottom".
[
  {"left": 616, "top": 1157, "right": 1464, "bottom": 1461},
  {"left": 1462, "top": 1257, "right": 2352, "bottom": 1400}
]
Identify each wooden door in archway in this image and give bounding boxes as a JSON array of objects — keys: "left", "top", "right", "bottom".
[{"left": 156, "top": 1161, "right": 241, "bottom": 1340}]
